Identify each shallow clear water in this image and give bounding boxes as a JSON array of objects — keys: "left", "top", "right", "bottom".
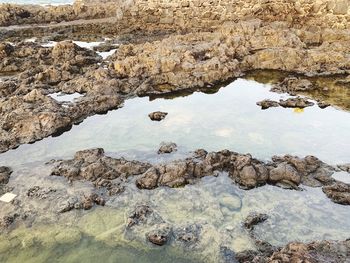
[
  {"left": 1, "top": 78, "right": 350, "bottom": 167},
  {"left": 1, "top": 76, "right": 350, "bottom": 262},
  {"left": 1, "top": 174, "right": 350, "bottom": 263}
]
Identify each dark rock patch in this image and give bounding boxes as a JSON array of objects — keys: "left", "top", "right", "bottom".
[
  {"left": 158, "top": 142, "right": 177, "bottom": 154},
  {"left": 0, "top": 166, "right": 12, "bottom": 185},
  {"left": 148, "top": 111, "right": 168, "bottom": 121}
]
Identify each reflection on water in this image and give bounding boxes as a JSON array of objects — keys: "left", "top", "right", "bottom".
[
  {"left": 246, "top": 70, "right": 350, "bottom": 111},
  {"left": 1, "top": 174, "right": 350, "bottom": 263},
  {"left": 332, "top": 171, "right": 350, "bottom": 184},
  {"left": 48, "top": 92, "right": 84, "bottom": 103},
  {"left": 1, "top": 78, "right": 350, "bottom": 166}
]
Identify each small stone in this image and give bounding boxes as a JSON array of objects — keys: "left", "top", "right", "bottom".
[
  {"left": 158, "top": 142, "right": 177, "bottom": 154},
  {"left": 244, "top": 213, "right": 268, "bottom": 230},
  {"left": 256, "top": 99, "right": 279, "bottom": 110},
  {"left": 148, "top": 111, "right": 168, "bottom": 121}
]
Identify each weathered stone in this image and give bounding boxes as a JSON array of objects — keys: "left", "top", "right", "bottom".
[
  {"left": 323, "top": 182, "right": 350, "bottom": 205},
  {"left": 158, "top": 142, "right": 177, "bottom": 154},
  {"left": 148, "top": 111, "right": 168, "bottom": 121},
  {"left": 0, "top": 167, "right": 12, "bottom": 185}
]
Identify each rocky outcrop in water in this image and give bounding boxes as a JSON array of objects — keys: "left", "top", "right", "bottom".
[
  {"left": 158, "top": 142, "right": 177, "bottom": 154},
  {"left": 51, "top": 148, "right": 151, "bottom": 195},
  {"left": 323, "top": 182, "right": 350, "bottom": 205},
  {"left": 257, "top": 97, "right": 315, "bottom": 110},
  {"left": 148, "top": 111, "right": 168, "bottom": 121},
  {"left": 52, "top": 148, "right": 348, "bottom": 205}
]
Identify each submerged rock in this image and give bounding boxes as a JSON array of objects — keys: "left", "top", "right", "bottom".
[
  {"left": 174, "top": 224, "right": 202, "bottom": 246},
  {"left": 148, "top": 111, "right": 168, "bottom": 121},
  {"left": 56, "top": 147, "right": 344, "bottom": 204},
  {"left": 318, "top": 101, "right": 331, "bottom": 109},
  {"left": 158, "top": 142, "right": 177, "bottom": 154},
  {"left": 268, "top": 239, "right": 350, "bottom": 263},
  {"left": 146, "top": 224, "right": 172, "bottom": 246},
  {"left": 0, "top": 166, "right": 12, "bottom": 185},
  {"left": 127, "top": 204, "right": 162, "bottom": 228},
  {"left": 256, "top": 99, "right": 279, "bottom": 110},
  {"left": 243, "top": 213, "right": 268, "bottom": 231}
]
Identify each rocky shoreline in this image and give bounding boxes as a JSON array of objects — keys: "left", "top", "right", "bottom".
[{"left": 1, "top": 0, "right": 350, "bottom": 262}]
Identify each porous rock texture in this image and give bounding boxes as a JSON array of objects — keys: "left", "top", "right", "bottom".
[
  {"left": 51, "top": 148, "right": 350, "bottom": 205},
  {"left": 1, "top": 0, "right": 350, "bottom": 153}
]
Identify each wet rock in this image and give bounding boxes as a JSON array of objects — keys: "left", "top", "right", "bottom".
[
  {"left": 234, "top": 250, "right": 261, "bottom": 263},
  {"left": 81, "top": 193, "right": 106, "bottom": 210},
  {"left": 53, "top": 148, "right": 342, "bottom": 204},
  {"left": 318, "top": 101, "right": 331, "bottom": 109},
  {"left": 220, "top": 246, "right": 239, "bottom": 263},
  {"left": 57, "top": 196, "right": 79, "bottom": 213},
  {"left": 278, "top": 97, "right": 315, "bottom": 108},
  {"left": 136, "top": 167, "right": 159, "bottom": 190},
  {"left": 269, "top": 239, "right": 350, "bottom": 263},
  {"left": 0, "top": 166, "right": 12, "bottom": 184},
  {"left": 256, "top": 99, "right": 279, "bottom": 110},
  {"left": 0, "top": 213, "right": 19, "bottom": 228},
  {"left": 158, "top": 142, "right": 177, "bottom": 154},
  {"left": 175, "top": 224, "right": 201, "bottom": 246},
  {"left": 323, "top": 182, "right": 350, "bottom": 205},
  {"left": 229, "top": 154, "right": 269, "bottom": 189},
  {"left": 146, "top": 224, "right": 172, "bottom": 246},
  {"left": 243, "top": 213, "right": 268, "bottom": 230},
  {"left": 148, "top": 111, "right": 168, "bottom": 121},
  {"left": 338, "top": 164, "right": 350, "bottom": 173},
  {"left": 51, "top": 148, "right": 151, "bottom": 183},
  {"left": 127, "top": 204, "right": 163, "bottom": 228},
  {"left": 269, "top": 163, "right": 301, "bottom": 186},
  {"left": 27, "top": 186, "right": 56, "bottom": 199}
]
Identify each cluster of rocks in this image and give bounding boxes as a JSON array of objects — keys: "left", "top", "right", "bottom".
[
  {"left": 1, "top": 14, "right": 350, "bottom": 153},
  {"left": 257, "top": 97, "right": 315, "bottom": 110},
  {"left": 0, "top": 40, "right": 125, "bottom": 153},
  {"left": 51, "top": 148, "right": 151, "bottom": 196},
  {"left": 1, "top": 0, "right": 349, "bottom": 30},
  {"left": 234, "top": 238, "right": 350, "bottom": 263},
  {"left": 126, "top": 203, "right": 350, "bottom": 262},
  {"left": 113, "top": 19, "right": 350, "bottom": 96},
  {"left": 126, "top": 204, "right": 202, "bottom": 248},
  {"left": 51, "top": 148, "right": 350, "bottom": 205}
]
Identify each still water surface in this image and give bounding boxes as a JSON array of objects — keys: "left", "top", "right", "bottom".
[{"left": 1, "top": 78, "right": 349, "bottom": 166}]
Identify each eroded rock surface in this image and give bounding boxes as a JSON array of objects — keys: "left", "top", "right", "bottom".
[
  {"left": 158, "top": 142, "right": 177, "bottom": 154},
  {"left": 52, "top": 148, "right": 348, "bottom": 205},
  {"left": 323, "top": 182, "right": 350, "bottom": 205},
  {"left": 148, "top": 111, "right": 168, "bottom": 121},
  {"left": 0, "top": 166, "right": 12, "bottom": 185}
]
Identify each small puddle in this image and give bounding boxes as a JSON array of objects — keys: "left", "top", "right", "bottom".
[
  {"left": 48, "top": 92, "right": 84, "bottom": 103},
  {"left": 98, "top": 49, "right": 117, "bottom": 59}
]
